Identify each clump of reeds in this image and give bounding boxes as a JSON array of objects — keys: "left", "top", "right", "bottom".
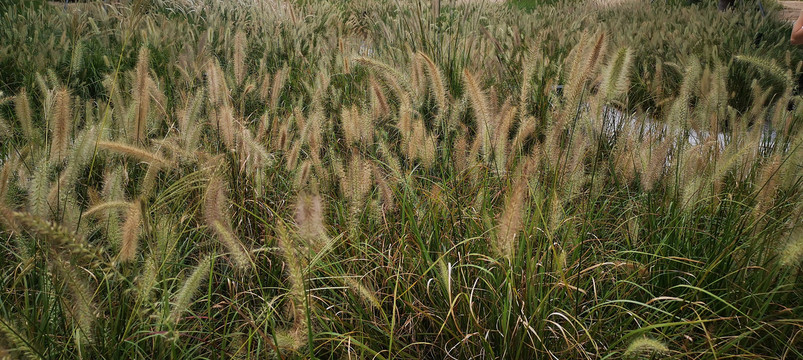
[{"left": 1, "top": 1, "right": 802, "bottom": 358}]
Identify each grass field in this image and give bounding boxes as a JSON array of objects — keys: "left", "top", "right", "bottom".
[{"left": 0, "top": 0, "right": 801, "bottom": 358}]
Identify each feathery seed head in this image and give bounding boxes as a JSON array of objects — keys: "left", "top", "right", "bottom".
[
  {"left": 119, "top": 200, "right": 143, "bottom": 263},
  {"left": 14, "top": 88, "right": 33, "bottom": 139},
  {"left": 133, "top": 46, "right": 152, "bottom": 144},
  {"left": 623, "top": 337, "right": 669, "bottom": 359},
  {"left": 205, "top": 176, "right": 251, "bottom": 270},
  {"left": 463, "top": 69, "right": 493, "bottom": 163},
  {"left": 418, "top": 52, "right": 448, "bottom": 119},
  {"left": 753, "top": 154, "right": 782, "bottom": 217},
  {"left": 97, "top": 141, "right": 169, "bottom": 166},
  {"left": 779, "top": 227, "right": 803, "bottom": 268},
  {"left": 294, "top": 192, "right": 327, "bottom": 251},
  {"left": 50, "top": 88, "right": 72, "bottom": 163},
  {"left": 51, "top": 257, "right": 96, "bottom": 344},
  {"left": 495, "top": 175, "right": 528, "bottom": 261},
  {"left": 599, "top": 47, "right": 633, "bottom": 101},
  {"left": 29, "top": 161, "right": 51, "bottom": 219},
  {"left": 170, "top": 255, "right": 213, "bottom": 324},
  {"left": 233, "top": 31, "right": 247, "bottom": 86}
]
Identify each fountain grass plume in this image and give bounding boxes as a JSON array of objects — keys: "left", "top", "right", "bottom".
[
  {"left": 233, "top": 30, "right": 246, "bottom": 86},
  {"left": 179, "top": 87, "right": 205, "bottom": 150},
  {"left": 0, "top": 316, "right": 39, "bottom": 359},
  {"left": 270, "top": 64, "right": 288, "bottom": 111},
  {"left": 206, "top": 59, "right": 226, "bottom": 107},
  {"left": 214, "top": 103, "right": 237, "bottom": 151},
  {"left": 623, "top": 337, "right": 669, "bottom": 359},
  {"left": 494, "top": 101, "right": 516, "bottom": 171},
  {"left": 50, "top": 88, "right": 71, "bottom": 163},
  {"left": 139, "top": 162, "right": 162, "bottom": 199},
  {"left": 28, "top": 161, "right": 51, "bottom": 219},
  {"left": 640, "top": 136, "right": 672, "bottom": 192},
  {"left": 341, "top": 105, "right": 359, "bottom": 146},
  {"left": 170, "top": 254, "right": 213, "bottom": 325},
  {"left": 14, "top": 88, "right": 34, "bottom": 140},
  {"left": 83, "top": 201, "right": 131, "bottom": 218},
  {"left": 0, "top": 113, "right": 8, "bottom": 139},
  {"left": 753, "top": 154, "right": 782, "bottom": 218},
  {"left": 11, "top": 211, "right": 103, "bottom": 266},
  {"left": 377, "top": 139, "right": 403, "bottom": 181},
  {"left": 354, "top": 57, "right": 412, "bottom": 112},
  {"left": 119, "top": 200, "right": 142, "bottom": 263},
  {"left": 563, "top": 31, "right": 606, "bottom": 111},
  {"left": 204, "top": 175, "right": 252, "bottom": 270},
  {"left": 495, "top": 173, "right": 528, "bottom": 261},
  {"left": 511, "top": 116, "right": 536, "bottom": 155},
  {"left": 0, "top": 156, "right": 17, "bottom": 204},
  {"left": 779, "top": 227, "right": 803, "bottom": 267},
  {"left": 341, "top": 275, "right": 381, "bottom": 311},
  {"left": 599, "top": 47, "right": 633, "bottom": 101},
  {"left": 463, "top": 69, "right": 493, "bottom": 163},
  {"left": 285, "top": 139, "right": 302, "bottom": 171},
  {"left": 97, "top": 141, "right": 169, "bottom": 166},
  {"left": 418, "top": 51, "right": 448, "bottom": 120},
  {"left": 294, "top": 192, "right": 328, "bottom": 252},
  {"left": 133, "top": 46, "right": 151, "bottom": 144},
  {"left": 373, "top": 164, "right": 395, "bottom": 213},
  {"left": 70, "top": 39, "right": 84, "bottom": 77},
  {"left": 735, "top": 55, "right": 794, "bottom": 90},
  {"left": 274, "top": 223, "right": 309, "bottom": 351},
  {"left": 58, "top": 126, "right": 98, "bottom": 198},
  {"left": 369, "top": 76, "right": 390, "bottom": 118},
  {"left": 519, "top": 49, "right": 537, "bottom": 120},
  {"left": 668, "top": 57, "right": 702, "bottom": 130},
  {"left": 51, "top": 257, "right": 96, "bottom": 344}
]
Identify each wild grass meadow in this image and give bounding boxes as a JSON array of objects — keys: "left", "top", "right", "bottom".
[{"left": 0, "top": 0, "right": 801, "bottom": 358}]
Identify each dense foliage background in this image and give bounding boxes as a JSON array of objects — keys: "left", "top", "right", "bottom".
[{"left": 0, "top": 0, "right": 801, "bottom": 358}]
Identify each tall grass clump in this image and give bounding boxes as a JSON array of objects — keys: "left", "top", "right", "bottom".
[{"left": 0, "top": 0, "right": 801, "bottom": 358}]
